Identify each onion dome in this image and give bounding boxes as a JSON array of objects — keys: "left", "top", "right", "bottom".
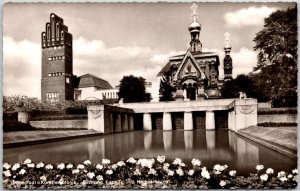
[{"left": 189, "top": 21, "right": 201, "bottom": 32}]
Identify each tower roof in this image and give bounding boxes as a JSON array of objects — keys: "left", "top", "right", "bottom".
[{"left": 78, "top": 73, "right": 113, "bottom": 89}]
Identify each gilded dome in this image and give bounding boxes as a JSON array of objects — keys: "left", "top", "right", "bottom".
[{"left": 189, "top": 21, "right": 201, "bottom": 32}]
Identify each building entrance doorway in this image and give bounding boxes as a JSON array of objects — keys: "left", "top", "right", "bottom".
[{"left": 186, "top": 87, "right": 196, "bottom": 100}]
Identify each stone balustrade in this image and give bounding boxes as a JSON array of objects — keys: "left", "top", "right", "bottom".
[{"left": 86, "top": 98, "right": 257, "bottom": 133}]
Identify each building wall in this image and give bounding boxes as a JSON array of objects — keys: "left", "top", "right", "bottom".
[
  {"left": 30, "top": 119, "right": 87, "bottom": 129},
  {"left": 77, "top": 87, "right": 118, "bottom": 100},
  {"left": 258, "top": 114, "right": 297, "bottom": 124}
]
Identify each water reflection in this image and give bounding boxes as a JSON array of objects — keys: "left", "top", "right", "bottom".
[{"left": 4, "top": 129, "right": 296, "bottom": 175}]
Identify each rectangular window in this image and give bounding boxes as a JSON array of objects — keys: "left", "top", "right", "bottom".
[
  {"left": 66, "top": 77, "right": 70, "bottom": 84},
  {"left": 48, "top": 73, "right": 52, "bottom": 77}
]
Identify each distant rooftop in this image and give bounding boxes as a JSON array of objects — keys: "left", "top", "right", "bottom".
[{"left": 78, "top": 73, "right": 113, "bottom": 89}]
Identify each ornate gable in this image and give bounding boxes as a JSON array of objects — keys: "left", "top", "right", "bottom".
[{"left": 173, "top": 50, "right": 206, "bottom": 82}]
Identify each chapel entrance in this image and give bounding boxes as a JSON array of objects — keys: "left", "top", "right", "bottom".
[{"left": 186, "top": 87, "right": 196, "bottom": 100}]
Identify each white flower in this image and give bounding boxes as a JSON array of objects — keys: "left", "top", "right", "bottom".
[
  {"left": 83, "top": 160, "right": 91, "bottom": 166},
  {"left": 127, "top": 157, "right": 137, "bottom": 164},
  {"left": 266, "top": 168, "right": 274, "bottom": 174},
  {"left": 106, "top": 169, "right": 113, "bottom": 175},
  {"left": 87, "top": 172, "right": 95, "bottom": 179},
  {"left": 256, "top": 165, "right": 264, "bottom": 171},
  {"left": 179, "top": 162, "right": 186, "bottom": 167},
  {"left": 23, "top": 159, "right": 31, "bottom": 164},
  {"left": 111, "top": 164, "right": 117, "bottom": 170},
  {"left": 77, "top": 164, "right": 85, "bottom": 169},
  {"left": 168, "top": 170, "right": 175, "bottom": 176},
  {"left": 219, "top": 180, "right": 226, "bottom": 187},
  {"left": 176, "top": 168, "right": 184, "bottom": 176},
  {"left": 27, "top": 163, "right": 35, "bottom": 168},
  {"left": 11, "top": 163, "right": 20, "bottom": 171},
  {"left": 229, "top": 170, "right": 236, "bottom": 177},
  {"left": 214, "top": 170, "right": 221, "bottom": 175},
  {"left": 96, "top": 164, "right": 103, "bottom": 170},
  {"left": 58, "top": 178, "right": 64, "bottom": 185},
  {"left": 3, "top": 163, "right": 11, "bottom": 170},
  {"left": 57, "top": 163, "right": 65, "bottom": 170},
  {"left": 36, "top": 162, "right": 44, "bottom": 169},
  {"left": 213, "top": 164, "right": 221, "bottom": 171},
  {"left": 260, "top": 174, "right": 268, "bottom": 181},
  {"left": 288, "top": 174, "right": 293, "bottom": 179},
  {"left": 19, "top": 169, "right": 26, "bottom": 175},
  {"left": 293, "top": 175, "right": 298, "bottom": 182},
  {"left": 219, "top": 165, "right": 226, "bottom": 172},
  {"left": 148, "top": 168, "right": 157, "bottom": 175},
  {"left": 223, "top": 164, "right": 228, "bottom": 169},
  {"left": 72, "top": 169, "right": 80, "bottom": 174},
  {"left": 191, "top": 158, "right": 201, "bottom": 166},
  {"left": 277, "top": 171, "right": 286, "bottom": 178},
  {"left": 188, "top": 170, "right": 195, "bottom": 176},
  {"left": 157, "top": 155, "right": 166, "bottom": 163},
  {"left": 201, "top": 168, "right": 210, "bottom": 179},
  {"left": 3, "top": 170, "right": 11, "bottom": 177},
  {"left": 96, "top": 175, "right": 104, "bottom": 181},
  {"left": 102, "top": 159, "right": 110, "bottom": 165},
  {"left": 40, "top": 175, "right": 47, "bottom": 182},
  {"left": 137, "top": 159, "right": 154, "bottom": 169},
  {"left": 117, "top": 161, "right": 125, "bottom": 167},
  {"left": 134, "top": 168, "right": 141, "bottom": 175},
  {"left": 163, "top": 163, "right": 170, "bottom": 171},
  {"left": 66, "top": 164, "right": 73, "bottom": 169},
  {"left": 292, "top": 169, "right": 298, "bottom": 174},
  {"left": 45, "top": 164, "right": 53, "bottom": 170},
  {"left": 280, "top": 176, "right": 288, "bottom": 182},
  {"left": 173, "top": 158, "right": 182, "bottom": 165}
]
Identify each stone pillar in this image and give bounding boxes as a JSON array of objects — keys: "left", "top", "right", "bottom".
[
  {"left": 206, "top": 131, "right": 216, "bottom": 149},
  {"left": 234, "top": 99, "right": 257, "bottom": 131},
  {"left": 114, "top": 113, "right": 121, "bottom": 133},
  {"left": 18, "top": 111, "right": 31, "bottom": 124},
  {"left": 128, "top": 115, "right": 134, "bottom": 131},
  {"left": 87, "top": 105, "right": 105, "bottom": 133},
  {"left": 183, "top": 89, "right": 187, "bottom": 100},
  {"left": 121, "top": 114, "right": 129, "bottom": 132},
  {"left": 143, "top": 113, "right": 152, "bottom": 131},
  {"left": 163, "top": 112, "right": 172, "bottom": 130},
  {"left": 184, "top": 131, "right": 193, "bottom": 149},
  {"left": 184, "top": 111, "right": 193, "bottom": 130},
  {"left": 205, "top": 111, "right": 215, "bottom": 130},
  {"left": 163, "top": 131, "right": 172, "bottom": 150}
]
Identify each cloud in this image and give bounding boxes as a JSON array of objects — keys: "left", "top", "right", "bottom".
[
  {"left": 3, "top": 36, "right": 41, "bottom": 98},
  {"left": 224, "top": 6, "right": 277, "bottom": 27},
  {"left": 231, "top": 47, "right": 257, "bottom": 77},
  {"left": 150, "top": 50, "right": 185, "bottom": 64}
]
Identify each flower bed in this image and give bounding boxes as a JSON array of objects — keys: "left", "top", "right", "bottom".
[{"left": 3, "top": 157, "right": 297, "bottom": 189}]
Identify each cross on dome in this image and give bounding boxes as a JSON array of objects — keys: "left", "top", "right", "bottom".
[
  {"left": 190, "top": 3, "right": 199, "bottom": 22},
  {"left": 224, "top": 32, "right": 231, "bottom": 47}
]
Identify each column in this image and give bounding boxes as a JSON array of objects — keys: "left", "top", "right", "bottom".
[
  {"left": 143, "top": 113, "right": 152, "bottom": 131},
  {"left": 121, "top": 114, "right": 128, "bottom": 132},
  {"left": 114, "top": 113, "right": 121, "bottom": 133},
  {"left": 163, "top": 131, "right": 172, "bottom": 150},
  {"left": 205, "top": 111, "right": 215, "bottom": 130},
  {"left": 206, "top": 131, "right": 216, "bottom": 149},
  {"left": 128, "top": 115, "right": 134, "bottom": 131},
  {"left": 184, "top": 111, "right": 193, "bottom": 130},
  {"left": 163, "top": 112, "right": 172, "bottom": 130},
  {"left": 184, "top": 131, "right": 193, "bottom": 150},
  {"left": 87, "top": 105, "right": 105, "bottom": 133}
]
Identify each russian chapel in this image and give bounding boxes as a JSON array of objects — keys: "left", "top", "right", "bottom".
[{"left": 158, "top": 3, "right": 233, "bottom": 100}]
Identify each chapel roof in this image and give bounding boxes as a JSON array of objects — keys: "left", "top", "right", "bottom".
[{"left": 78, "top": 73, "right": 113, "bottom": 89}]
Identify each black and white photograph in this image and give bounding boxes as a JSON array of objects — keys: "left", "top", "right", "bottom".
[{"left": 2, "top": 1, "right": 298, "bottom": 189}]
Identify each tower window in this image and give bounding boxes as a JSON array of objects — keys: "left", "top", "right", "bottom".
[{"left": 66, "top": 77, "right": 70, "bottom": 84}]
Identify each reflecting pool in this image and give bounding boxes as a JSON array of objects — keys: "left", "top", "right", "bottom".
[{"left": 4, "top": 129, "right": 296, "bottom": 175}]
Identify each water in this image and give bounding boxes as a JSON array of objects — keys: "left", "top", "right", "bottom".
[{"left": 4, "top": 129, "right": 296, "bottom": 175}]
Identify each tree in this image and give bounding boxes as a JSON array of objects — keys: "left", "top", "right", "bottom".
[
  {"left": 118, "top": 75, "right": 151, "bottom": 103},
  {"left": 159, "top": 71, "right": 175, "bottom": 101},
  {"left": 253, "top": 6, "right": 297, "bottom": 104},
  {"left": 221, "top": 74, "right": 264, "bottom": 100}
]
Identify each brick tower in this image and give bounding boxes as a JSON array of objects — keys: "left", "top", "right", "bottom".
[{"left": 41, "top": 13, "right": 74, "bottom": 102}]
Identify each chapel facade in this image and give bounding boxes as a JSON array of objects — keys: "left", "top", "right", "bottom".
[{"left": 158, "top": 3, "right": 233, "bottom": 100}]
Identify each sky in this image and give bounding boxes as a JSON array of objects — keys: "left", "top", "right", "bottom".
[{"left": 3, "top": 2, "right": 296, "bottom": 99}]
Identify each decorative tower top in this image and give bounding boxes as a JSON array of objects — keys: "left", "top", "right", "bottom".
[
  {"left": 188, "top": 3, "right": 202, "bottom": 52},
  {"left": 224, "top": 32, "right": 232, "bottom": 54}
]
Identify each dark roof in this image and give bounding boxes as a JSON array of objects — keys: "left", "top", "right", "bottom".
[
  {"left": 78, "top": 73, "right": 113, "bottom": 89},
  {"left": 157, "top": 62, "right": 171, "bottom": 76}
]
